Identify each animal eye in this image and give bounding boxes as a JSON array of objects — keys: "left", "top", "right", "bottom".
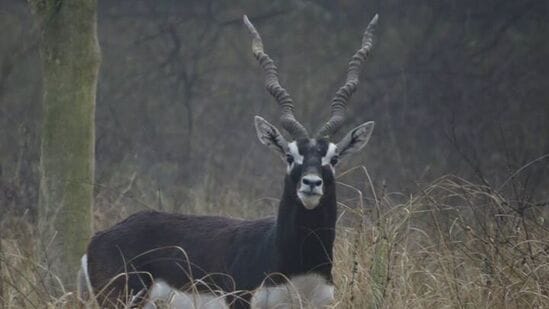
[
  {"left": 330, "top": 156, "right": 339, "bottom": 166},
  {"left": 286, "top": 154, "right": 294, "bottom": 164}
]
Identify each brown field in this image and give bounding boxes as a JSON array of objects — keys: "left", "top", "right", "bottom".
[{"left": 2, "top": 169, "right": 548, "bottom": 308}]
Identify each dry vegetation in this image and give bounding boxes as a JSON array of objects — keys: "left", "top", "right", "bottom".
[
  {"left": 2, "top": 167, "right": 548, "bottom": 308},
  {"left": 2, "top": 1, "right": 548, "bottom": 308}
]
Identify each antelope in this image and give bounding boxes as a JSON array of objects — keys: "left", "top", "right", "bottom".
[{"left": 80, "top": 14, "right": 378, "bottom": 308}]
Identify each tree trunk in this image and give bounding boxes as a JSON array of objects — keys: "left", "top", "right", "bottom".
[
  {"left": 29, "top": 0, "right": 100, "bottom": 291},
  {"left": 0, "top": 238, "right": 3, "bottom": 308}
]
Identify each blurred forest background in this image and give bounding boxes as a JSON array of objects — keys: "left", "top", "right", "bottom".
[
  {"left": 1, "top": 0, "right": 548, "bottom": 218},
  {"left": 0, "top": 0, "right": 549, "bottom": 217},
  {"left": 1, "top": 0, "right": 549, "bottom": 307}
]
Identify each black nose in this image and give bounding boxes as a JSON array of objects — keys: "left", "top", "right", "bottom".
[{"left": 302, "top": 176, "right": 322, "bottom": 187}]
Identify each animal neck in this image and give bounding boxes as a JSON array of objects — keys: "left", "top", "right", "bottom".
[{"left": 274, "top": 174, "right": 337, "bottom": 281}]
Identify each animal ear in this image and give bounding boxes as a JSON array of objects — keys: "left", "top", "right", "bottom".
[
  {"left": 254, "top": 116, "right": 289, "bottom": 156},
  {"left": 336, "top": 121, "right": 374, "bottom": 160}
]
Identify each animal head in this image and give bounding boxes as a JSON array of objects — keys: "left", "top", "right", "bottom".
[
  {"left": 244, "top": 14, "right": 378, "bottom": 209},
  {"left": 255, "top": 117, "right": 374, "bottom": 209}
]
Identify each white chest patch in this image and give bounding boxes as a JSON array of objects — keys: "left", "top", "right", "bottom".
[
  {"left": 251, "top": 273, "right": 335, "bottom": 308},
  {"left": 144, "top": 280, "right": 228, "bottom": 309}
]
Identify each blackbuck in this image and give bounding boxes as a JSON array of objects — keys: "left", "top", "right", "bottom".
[{"left": 80, "top": 14, "right": 379, "bottom": 308}]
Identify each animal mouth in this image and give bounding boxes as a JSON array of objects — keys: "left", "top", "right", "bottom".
[
  {"left": 298, "top": 190, "right": 322, "bottom": 210},
  {"left": 298, "top": 190, "right": 322, "bottom": 197}
]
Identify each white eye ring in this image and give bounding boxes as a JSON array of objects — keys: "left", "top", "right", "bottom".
[
  {"left": 287, "top": 141, "right": 304, "bottom": 165},
  {"left": 321, "top": 143, "right": 338, "bottom": 166}
]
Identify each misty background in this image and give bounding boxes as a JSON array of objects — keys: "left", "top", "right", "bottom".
[{"left": 1, "top": 0, "right": 548, "bottom": 221}]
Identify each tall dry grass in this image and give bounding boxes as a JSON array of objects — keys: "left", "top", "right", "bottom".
[{"left": 1, "top": 170, "right": 548, "bottom": 308}]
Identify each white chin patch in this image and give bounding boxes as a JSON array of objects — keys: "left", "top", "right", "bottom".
[{"left": 297, "top": 192, "right": 322, "bottom": 210}]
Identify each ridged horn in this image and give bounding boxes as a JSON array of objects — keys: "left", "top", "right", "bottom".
[
  {"left": 316, "top": 14, "right": 378, "bottom": 138},
  {"left": 243, "top": 15, "right": 309, "bottom": 140}
]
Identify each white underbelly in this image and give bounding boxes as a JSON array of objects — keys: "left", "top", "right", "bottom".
[
  {"left": 144, "top": 273, "right": 334, "bottom": 308},
  {"left": 251, "top": 273, "right": 334, "bottom": 308},
  {"left": 144, "top": 280, "right": 228, "bottom": 309}
]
